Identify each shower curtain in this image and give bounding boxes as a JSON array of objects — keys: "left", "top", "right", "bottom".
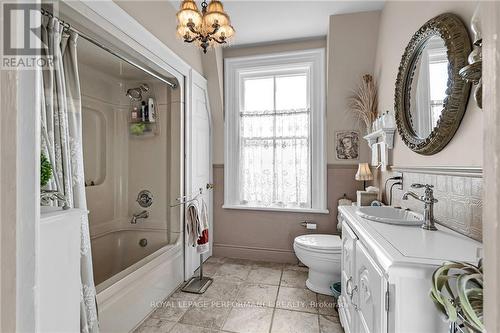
[{"left": 40, "top": 16, "right": 99, "bottom": 333}]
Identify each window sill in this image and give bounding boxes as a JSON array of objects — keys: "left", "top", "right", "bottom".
[{"left": 222, "top": 204, "right": 330, "bottom": 214}]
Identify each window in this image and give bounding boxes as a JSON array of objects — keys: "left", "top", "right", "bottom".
[
  {"left": 428, "top": 50, "right": 448, "bottom": 124},
  {"left": 224, "top": 49, "right": 327, "bottom": 213}
]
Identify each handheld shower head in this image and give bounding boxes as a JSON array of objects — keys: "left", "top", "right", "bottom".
[
  {"left": 126, "top": 84, "right": 150, "bottom": 101},
  {"left": 126, "top": 87, "right": 142, "bottom": 101}
]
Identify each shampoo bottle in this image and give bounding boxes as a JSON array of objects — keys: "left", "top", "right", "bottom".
[
  {"left": 131, "top": 107, "right": 138, "bottom": 121},
  {"left": 148, "top": 97, "right": 156, "bottom": 123},
  {"left": 141, "top": 101, "right": 147, "bottom": 122}
]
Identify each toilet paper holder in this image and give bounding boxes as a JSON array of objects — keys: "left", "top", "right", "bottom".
[{"left": 301, "top": 221, "right": 317, "bottom": 230}]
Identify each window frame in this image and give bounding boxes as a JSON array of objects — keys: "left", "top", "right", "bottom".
[{"left": 224, "top": 48, "right": 327, "bottom": 214}]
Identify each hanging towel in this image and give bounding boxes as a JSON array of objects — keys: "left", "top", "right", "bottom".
[
  {"left": 186, "top": 202, "right": 200, "bottom": 247},
  {"left": 196, "top": 198, "right": 210, "bottom": 254}
]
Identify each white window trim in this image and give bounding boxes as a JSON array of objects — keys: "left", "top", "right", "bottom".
[{"left": 223, "top": 48, "right": 327, "bottom": 214}]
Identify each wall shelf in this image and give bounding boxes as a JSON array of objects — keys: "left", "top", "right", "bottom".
[{"left": 363, "top": 128, "right": 396, "bottom": 148}]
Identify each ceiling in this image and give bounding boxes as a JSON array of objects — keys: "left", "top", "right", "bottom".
[{"left": 170, "top": 1, "right": 384, "bottom": 46}]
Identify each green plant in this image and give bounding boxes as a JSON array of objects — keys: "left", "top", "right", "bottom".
[
  {"left": 430, "top": 260, "right": 483, "bottom": 332},
  {"left": 40, "top": 153, "right": 53, "bottom": 187},
  {"left": 130, "top": 123, "right": 146, "bottom": 135}
]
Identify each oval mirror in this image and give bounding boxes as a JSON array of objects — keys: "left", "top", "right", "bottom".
[{"left": 395, "top": 13, "right": 471, "bottom": 155}]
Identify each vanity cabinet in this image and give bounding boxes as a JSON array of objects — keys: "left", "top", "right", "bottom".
[
  {"left": 340, "top": 222, "right": 357, "bottom": 333},
  {"left": 355, "top": 241, "right": 387, "bottom": 333},
  {"left": 338, "top": 206, "right": 481, "bottom": 333}
]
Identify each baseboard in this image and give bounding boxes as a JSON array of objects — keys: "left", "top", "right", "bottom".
[{"left": 213, "top": 243, "right": 297, "bottom": 263}]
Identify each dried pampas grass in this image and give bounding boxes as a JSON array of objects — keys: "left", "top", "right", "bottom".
[{"left": 348, "top": 74, "right": 378, "bottom": 134}]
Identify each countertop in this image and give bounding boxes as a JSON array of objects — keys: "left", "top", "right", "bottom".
[{"left": 339, "top": 205, "right": 482, "bottom": 270}]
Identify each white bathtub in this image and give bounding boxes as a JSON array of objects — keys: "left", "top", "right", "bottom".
[{"left": 92, "top": 229, "right": 183, "bottom": 333}]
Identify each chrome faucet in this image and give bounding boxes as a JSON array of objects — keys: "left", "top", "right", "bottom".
[
  {"left": 402, "top": 183, "right": 438, "bottom": 231},
  {"left": 131, "top": 210, "right": 149, "bottom": 224}
]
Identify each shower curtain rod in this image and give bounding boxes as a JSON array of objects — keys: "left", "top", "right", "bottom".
[{"left": 40, "top": 8, "right": 178, "bottom": 89}]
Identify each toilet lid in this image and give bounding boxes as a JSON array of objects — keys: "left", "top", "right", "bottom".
[{"left": 295, "top": 234, "right": 342, "bottom": 251}]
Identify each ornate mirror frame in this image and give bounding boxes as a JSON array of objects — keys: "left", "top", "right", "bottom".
[{"left": 395, "top": 13, "right": 472, "bottom": 155}]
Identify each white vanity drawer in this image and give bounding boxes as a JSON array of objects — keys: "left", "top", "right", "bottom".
[
  {"left": 340, "top": 221, "right": 358, "bottom": 333},
  {"left": 355, "top": 241, "right": 387, "bottom": 333}
]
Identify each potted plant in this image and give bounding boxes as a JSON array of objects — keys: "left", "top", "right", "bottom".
[
  {"left": 430, "top": 260, "right": 484, "bottom": 332},
  {"left": 40, "top": 153, "right": 53, "bottom": 188}
]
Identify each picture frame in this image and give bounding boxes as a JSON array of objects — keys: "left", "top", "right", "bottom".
[{"left": 335, "top": 130, "right": 359, "bottom": 160}]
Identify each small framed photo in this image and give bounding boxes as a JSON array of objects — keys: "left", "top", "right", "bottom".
[{"left": 336, "top": 130, "right": 359, "bottom": 160}]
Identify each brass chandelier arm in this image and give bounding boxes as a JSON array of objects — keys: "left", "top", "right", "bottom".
[
  {"left": 212, "top": 37, "right": 227, "bottom": 44},
  {"left": 187, "top": 22, "right": 200, "bottom": 35}
]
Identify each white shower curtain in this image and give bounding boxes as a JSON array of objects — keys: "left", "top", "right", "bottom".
[{"left": 40, "top": 16, "right": 99, "bottom": 333}]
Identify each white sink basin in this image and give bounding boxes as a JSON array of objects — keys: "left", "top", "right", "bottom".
[{"left": 356, "top": 207, "right": 423, "bottom": 226}]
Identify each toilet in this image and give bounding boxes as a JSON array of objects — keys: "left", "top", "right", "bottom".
[{"left": 293, "top": 234, "right": 342, "bottom": 295}]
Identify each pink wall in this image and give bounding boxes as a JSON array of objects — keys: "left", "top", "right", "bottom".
[
  {"left": 374, "top": 1, "right": 482, "bottom": 167},
  {"left": 212, "top": 165, "right": 361, "bottom": 263}
]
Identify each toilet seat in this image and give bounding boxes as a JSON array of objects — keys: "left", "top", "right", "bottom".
[{"left": 294, "top": 234, "right": 342, "bottom": 253}]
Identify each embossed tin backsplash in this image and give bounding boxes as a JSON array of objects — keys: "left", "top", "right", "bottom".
[{"left": 378, "top": 168, "right": 482, "bottom": 241}]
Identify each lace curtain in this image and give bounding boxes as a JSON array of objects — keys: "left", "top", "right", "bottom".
[
  {"left": 40, "top": 16, "right": 99, "bottom": 333},
  {"left": 239, "top": 74, "right": 311, "bottom": 208}
]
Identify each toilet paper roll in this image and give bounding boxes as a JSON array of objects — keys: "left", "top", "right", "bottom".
[{"left": 305, "top": 223, "right": 317, "bottom": 230}]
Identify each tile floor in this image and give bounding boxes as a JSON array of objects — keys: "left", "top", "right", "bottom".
[{"left": 135, "top": 257, "right": 344, "bottom": 333}]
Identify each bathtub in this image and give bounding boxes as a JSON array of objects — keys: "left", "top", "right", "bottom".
[{"left": 92, "top": 228, "right": 183, "bottom": 332}]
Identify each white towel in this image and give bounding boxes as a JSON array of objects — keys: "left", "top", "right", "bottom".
[
  {"left": 196, "top": 199, "right": 210, "bottom": 254},
  {"left": 185, "top": 200, "right": 210, "bottom": 254},
  {"left": 186, "top": 202, "right": 200, "bottom": 247}
]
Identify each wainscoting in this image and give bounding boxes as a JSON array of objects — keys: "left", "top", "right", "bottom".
[
  {"left": 377, "top": 167, "right": 483, "bottom": 241},
  {"left": 212, "top": 164, "right": 361, "bottom": 262}
]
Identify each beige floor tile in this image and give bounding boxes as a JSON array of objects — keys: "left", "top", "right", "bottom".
[
  {"left": 283, "top": 263, "right": 308, "bottom": 272},
  {"left": 195, "top": 262, "right": 223, "bottom": 277},
  {"left": 170, "top": 290, "right": 201, "bottom": 302},
  {"left": 134, "top": 318, "right": 176, "bottom": 333},
  {"left": 317, "top": 294, "right": 337, "bottom": 316},
  {"left": 271, "top": 309, "right": 320, "bottom": 333},
  {"left": 214, "top": 263, "right": 252, "bottom": 281},
  {"left": 222, "top": 306, "right": 274, "bottom": 333},
  {"left": 246, "top": 267, "right": 282, "bottom": 285},
  {"left": 151, "top": 297, "right": 193, "bottom": 321},
  {"left": 202, "top": 278, "right": 241, "bottom": 301},
  {"left": 179, "top": 299, "right": 231, "bottom": 330},
  {"left": 319, "top": 315, "right": 343, "bottom": 333},
  {"left": 251, "top": 261, "right": 285, "bottom": 270},
  {"left": 223, "top": 258, "right": 257, "bottom": 265},
  {"left": 236, "top": 283, "right": 279, "bottom": 307},
  {"left": 281, "top": 270, "right": 308, "bottom": 288},
  {"left": 276, "top": 287, "right": 318, "bottom": 313},
  {"left": 207, "top": 256, "right": 227, "bottom": 264},
  {"left": 169, "top": 322, "right": 219, "bottom": 333}
]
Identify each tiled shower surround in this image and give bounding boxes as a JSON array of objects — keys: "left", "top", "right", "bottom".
[{"left": 378, "top": 169, "right": 482, "bottom": 242}]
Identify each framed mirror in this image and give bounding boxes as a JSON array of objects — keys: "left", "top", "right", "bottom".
[{"left": 395, "top": 13, "right": 471, "bottom": 155}]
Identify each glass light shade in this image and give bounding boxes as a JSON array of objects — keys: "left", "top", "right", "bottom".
[
  {"left": 179, "top": 0, "right": 199, "bottom": 11},
  {"left": 177, "top": 1, "right": 202, "bottom": 27},
  {"left": 203, "top": 11, "right": 229, "bottom": 27},
  {"left": 213, "top": 24, "right": 234, "bottom": 41},
  {"left": 355, "top": 163, "right": 373, "bottom": 181},
  {"left": 207, "top": 0, "right": 224, "bottom": 13},
  {"left": 176, "top": 25, "right": 194, "bottom": 39}
]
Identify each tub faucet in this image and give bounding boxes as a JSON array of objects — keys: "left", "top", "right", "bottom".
[
  {"left": 131, "top": 210, "right": 149, "bottom": 224},
  {"left": 402, "top": 183, "right": 438, "bottom": 231}
]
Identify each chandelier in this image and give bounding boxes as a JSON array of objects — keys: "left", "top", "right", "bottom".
[{"left": 176, "top": 0, "right": 235, "bottom": 54}]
